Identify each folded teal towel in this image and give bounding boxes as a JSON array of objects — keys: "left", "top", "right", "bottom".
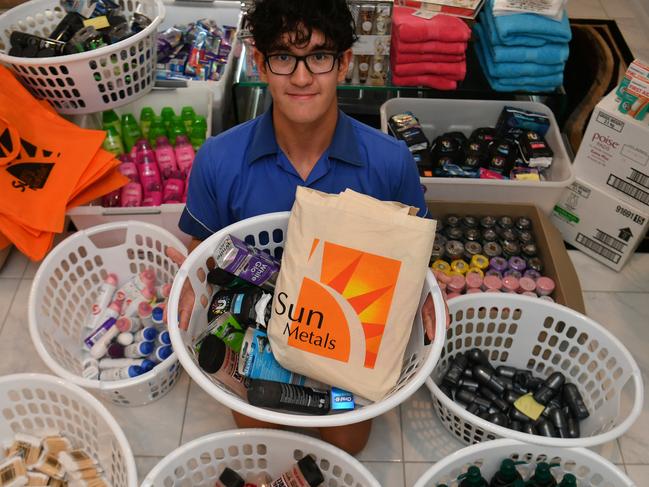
[
  {"left": 482, "top": 4, "right": 545, "bottom": 47},
  {"left": 474, "top": 35, "right": 563, "bottom": 92},
  {"left": 474, "top": 22, "right": 570, "bottom": 64},
  {"left": 485, "top": 0, "right": 572, "bottom": 44},
  {"left": 474, "top": 23, "right": 566, "bottom": 77}
]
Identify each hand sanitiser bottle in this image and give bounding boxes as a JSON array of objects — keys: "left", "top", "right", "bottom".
[
  {"left": 139, "top": 106, "right": 155, "bottom": 139},
  {"left": 154, "top": 136, "right": 178, "bottom": 179},
  {"left": 459, "top": 466, "right": 488, "bottom": 487},
  {"left": 102, "top": 126, "right": 124, "bottom": 156},
  {"left": 174, "top": 135, "right": 195, "bottom": 178},
  {"left": 102, "top": 109, "right": 121, "bottom": 135},
  {"left": 557, "top": 474, "right": 577, "bottom": 487},
  {"left": 527, "top": 463, "right": 558, "bottom": 487},
  {"left": 489, "top": 459, "right": 523, "bottom": 487}
]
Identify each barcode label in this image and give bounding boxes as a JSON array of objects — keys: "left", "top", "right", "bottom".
[
  {"left": 629, "top": 168, "right": 649, "bottom": 190},
  {"left": 595, "top": 230, "right": 627, "bottom": 252},
  {"left": 576, "top": 233, "right": 622, "bottom": 263},
  {"left": 607, "top": 175, "right": 649, "bottom": 206}
]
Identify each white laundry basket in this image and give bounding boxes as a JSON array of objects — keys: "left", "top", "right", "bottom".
[
  {"left": 0, "top": 0, "right": 165, "bottom": 114},
  {"left": 0, "top": 373, "right": 137, "bottom": 486},
  {"left": 29, "top": 221, "right": 186, "bottom": 406},
  {"left": 142, "top": 429, "right": 381, "bottom": 487},
  {"left": 167, "top": 211, "right": 447, "bottom": 427},
  {"left": 413, "top": 438, "right": 634, "bottom": 487},
  {"left": 426, "top": 294, "right": 643, "bottom": 447}
]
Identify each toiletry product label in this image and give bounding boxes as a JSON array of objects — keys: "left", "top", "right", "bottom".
[
  {"left": 196, "top": 312, "right": 245, "bottom": 353},
  {"left": 239, "top": 328, "right": 308, "bottom": 385},
  {"left": 214, "top": 235, "right": 280, "bottom": 291},
  {"left": 351, "top": 35, "right": 391, "bottom": 55},
  {"left": 573, "top": 90, "right": 649, "bottom": 209}
]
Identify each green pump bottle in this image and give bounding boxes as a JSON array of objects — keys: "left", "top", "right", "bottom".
[
  {"left": 527, "top": 463, "right": 558, "bottom": 487},
  {"left": 489, "top": 459, "right": 524, "bottom": 487},
  {"left": 459, "top": 466, "right": 488, "bottom": 487},
  {"left": 139, "top": 107, "right": 155, "bottom": 139},
  {"left": 557, "top": 473, "right": 577, "bottom": 487}
]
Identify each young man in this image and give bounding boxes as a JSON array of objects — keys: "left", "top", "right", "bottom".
[{"left": 170, "top": 0, "right": 441, "bottom": 454}]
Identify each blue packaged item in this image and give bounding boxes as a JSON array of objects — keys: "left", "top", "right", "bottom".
[
  {"left": 496, "top": 106, "right": 551, "bottom": 138},
  {"left": 239, "top": 328, "right": 304, "bottom": 385}
]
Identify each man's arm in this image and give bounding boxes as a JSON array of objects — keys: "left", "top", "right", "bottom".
[{"left": 188, "top": 238, "right": 202, "bottom": 253}]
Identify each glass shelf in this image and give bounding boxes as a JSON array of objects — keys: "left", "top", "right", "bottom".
[{"left": 232, "top": 42, "right": 568, "bottom": 125}]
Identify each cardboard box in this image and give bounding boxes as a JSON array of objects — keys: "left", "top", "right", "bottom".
[
  {"left": 427, "top": 201, "right": 585, "bottom": 314},
  {"left": 551, "top": 180, "right": 649, "bottom": 272},
  {"left": 574, "top": 91, "right": 649, "bottom": 209}
]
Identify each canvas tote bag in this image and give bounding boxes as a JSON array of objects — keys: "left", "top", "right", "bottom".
[{"left": 268, "top": 187, "right": 436, "bottom": 401}]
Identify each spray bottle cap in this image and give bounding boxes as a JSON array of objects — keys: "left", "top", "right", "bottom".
[
  {"left": 197, "top": 335, "right": 226, "bottom": 373},
  {"left": 217, "top": 467, "right": 244, "bottom": 487},
  {"left": 297, "top": 455, "right": 325, "bottom": 487}
]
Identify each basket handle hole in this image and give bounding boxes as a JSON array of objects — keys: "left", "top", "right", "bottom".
[{"left": 86, "top": 228, "right": 127, "bottom": 249}]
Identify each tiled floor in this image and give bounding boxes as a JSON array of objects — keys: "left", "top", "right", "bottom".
[
  {"left": 0, "top": 1, "right": 648, "bottom": 486},
  {"left": 2, "top": 245, "right": 648, "bottom": 486}
]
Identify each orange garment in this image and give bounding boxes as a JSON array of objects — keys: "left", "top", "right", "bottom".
[{"left": 0, "top": 66, "right": 128, "bottom": 260}]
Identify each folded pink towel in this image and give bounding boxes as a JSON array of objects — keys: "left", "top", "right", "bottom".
[
  {"left": 392, "top": 34, "right": 468, "bottom": 55},
  {"left": 392, "top": 50, "right": 466, "bottom": 64},
  {"left": 391, "top": 73, "right": 458, "bottom": 90},
  {"left": 393, "top": 6, "right": 471, "bottom": 43},
  {"left": 392, "top": 60, "right": 467, "bottom": 80}
]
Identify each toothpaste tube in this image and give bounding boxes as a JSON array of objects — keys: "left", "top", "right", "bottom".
[
  {"left": 616, "top": 59, "right": 649, "bottom": 100},
  {"left": 138, "top": 302, "right": 155, "bottom": 328},
  {"left": 98, "top": 357, "right": 153, "bottom": 370},
  {"left": 122, "top": 287, "right": 155, "bottom": 318},
  {"left": 151, "top": 306, "right": 165, "bottom": 330},
  {"left": 214, "top": 235, "right": 280, "bottom": 291},
  {"left": 84, "top": 317, "right": 117, "bottom": 350},
  {"left": 99, "top": 365, "right": 143, "bottom": 381},
  {"left": 115, "top": 270, "right": 155, "bottom": 305},
  {"left": 156, "top": 283, "right": 172, "bottom": 301},
  {"left": 87, "top": 299, "right": 121, "bottom": 333},
  {"left": 89, "top": 320, "right": 120, "bottom": 359},
  {"left": 157, "top": 330, "right": 171, "bottom": 346},
  {"left": 116, "top": 316, "right": 142, "bottom": 333},
  {"left": 148, "top": 345, "right": 172, "bottom": 363},
  {"left": 87, "top": 274, "right": 118, "bottom": 329},
  {"left": 134, "top": 326, "right": 158, "bottom": 342},
  {"left": 123, "top": 340, "right": 154, "bottom": 358}
]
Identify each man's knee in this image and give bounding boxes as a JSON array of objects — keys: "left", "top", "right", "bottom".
[{"left": 318, "top": 420, "right": 373, "bottom": 456}]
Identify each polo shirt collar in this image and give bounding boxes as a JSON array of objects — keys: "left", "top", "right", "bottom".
[{"left": 245, "top": 108, "right": 365, "bottom": 167}]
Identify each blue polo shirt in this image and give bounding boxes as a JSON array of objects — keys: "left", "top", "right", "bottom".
[{"left": 179, "top": 108, "right": 427, "bottom": 240}]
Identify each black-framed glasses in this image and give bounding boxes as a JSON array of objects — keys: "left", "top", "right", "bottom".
[{"left": 265, "top": 52, "right": 340, "bottom": 75}]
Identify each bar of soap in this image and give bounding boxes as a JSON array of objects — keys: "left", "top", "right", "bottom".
[{"left": 514, "top": 393, "right": 545, "bottom": 421}]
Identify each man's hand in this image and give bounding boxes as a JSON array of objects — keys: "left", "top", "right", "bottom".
[
  {"left": 422, "top": 292, "right": 451, "bottom": 342},
  {"left": 164, "top": 246, "right": 195, "bottom": 331}
]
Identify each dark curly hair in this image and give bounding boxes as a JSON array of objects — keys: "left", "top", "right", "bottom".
[{"left": 246, "top": 0, "right": 358, "bottom": 54}]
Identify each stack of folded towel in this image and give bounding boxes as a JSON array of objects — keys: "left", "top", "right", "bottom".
[
  {"left": 474, "top": 0, "right": 572, "bottom": 92},
  {"left": 390, "top": 6, "right": 471, "bottom": 90}
]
